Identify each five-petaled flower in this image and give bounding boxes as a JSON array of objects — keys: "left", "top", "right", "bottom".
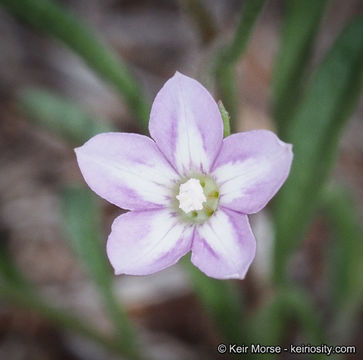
[{"left": 75, "top": 72, "right": 293, "bottom": 279}]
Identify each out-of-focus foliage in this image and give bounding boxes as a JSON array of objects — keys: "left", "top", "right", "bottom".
[
  {"left": 273, "top": 16, "right": 363, "bottom": 284},
  {"left": 61, "top": 187, "right": 140, "bottom": 359},
  {"left": 248, "top": 288, "right": 325, "bottom": 360},
  {"left": 179, "top": 0, "right": 217, "bottom": 45},
  {"left": 323, "top": 185, "right": 363, "bottom": 343},
  {"left": 214, "top": 0, "right": 267, "bottom": 129},
  {"left": 183, "top": 257, "right": 246, "bottom": 344},
  {"left": 0, "top": 0, "right": 362, "bottom": 358},
  {"left": 19, "top": 89, "right": 112, "bottom": 145},
  {"left": 0, "top": 0, "right": 150, "bottom": 131},
  {"left": 0, "top": 242, "right": 29, "bottom": 288},
  {"left": 271, "top": 0, "right": 330, "bottom": 137},
  {"left": 0, "top": 245, "right": 128, "bottom": 357}
]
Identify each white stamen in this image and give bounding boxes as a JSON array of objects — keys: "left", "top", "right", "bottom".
[{"left": 176, "top": 178, "right": 206, "bottom": 213}]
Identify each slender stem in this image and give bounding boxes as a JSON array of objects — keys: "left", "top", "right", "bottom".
[
  {"left": 61, "top": 187, "right": 141, "bottom": 359},
  {"left": 321, "top": 185, "right": 363, "bottom": 344},
  {"left": 213, "top": 0, "right": 267, "bottom": 131},
  {"left": 216, "top": 0, "right": 267, "bottom": 65},
  {"left": 271, "top": 0, "right": 329, "bottom": 138}
]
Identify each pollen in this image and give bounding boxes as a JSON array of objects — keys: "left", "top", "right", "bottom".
[{"left": 176, "top": 178, "right": 207, "bottom": 213}]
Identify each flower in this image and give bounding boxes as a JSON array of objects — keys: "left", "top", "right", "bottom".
[{"left": 75, "top": 72, "right": 293, "bottom": 280}]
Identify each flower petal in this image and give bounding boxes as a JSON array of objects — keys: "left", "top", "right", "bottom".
[
  {"left": 107, "top": 209, "right": 193, "bottom": 275},
  {"left": 75, "top": 133, "right": 179, "bottom": 210},
  {"left": 191, "top": 208, "right": 256, "bottom": 279},
  {"left": 212, "top": 130, "right": 293, "bottom": 214},
  {"left": 149, "top": 72, "right": 223, "bottom": 175}
]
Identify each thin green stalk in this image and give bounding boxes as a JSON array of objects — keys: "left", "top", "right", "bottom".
[
  {"left": 272, "top": 0, "right": 330, "bottom": 138},
  {"left": 322, "top": 185, "right": 363, "bottom": 307},
  {"left": 214, "top": 0, "right": 267, "bottom": 130},
  {"left": 322, "top": 185, "right": 363, "bottom": 343},
  {"left": 0, "top": 0, "right": 150, "bottom": 131},
  {"left": 61, "top": 186, "right": 141, "bottom": 360}
]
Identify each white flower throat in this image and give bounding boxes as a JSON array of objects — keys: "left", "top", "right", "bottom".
[
  {"left": 174, "top": 175, "right": 220, "bottom": 224},
  {"left": 176, "top": 178, "right": 206, "bottom": 213}
]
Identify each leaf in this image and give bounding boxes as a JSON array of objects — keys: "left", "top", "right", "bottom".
[
  {"left": 322, "top": 185, "right": 363, "bottom": 342},
  {"left": 272, "top": 0, "right": 330, "bottom": 137},
  {"left": 19, "top": 89, "right": 113, "bottom": 145},
  {"left": 0, "top": 0, "right": 150, "bottom": 130},
  {"left": 322, "top": 185, "right": 363, "bottom": 306},
  {"left": 61, "top": 186, "right": 140, "bottom": 360},
  {"left": 273, "top": 16, "right": 363, "bottom": 284}
]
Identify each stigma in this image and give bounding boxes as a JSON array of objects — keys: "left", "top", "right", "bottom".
[{"left": 176, "top": 178, "right": 206, "bottom": 213}]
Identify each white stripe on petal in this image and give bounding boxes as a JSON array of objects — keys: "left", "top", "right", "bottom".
[
  {"left": 75, "top": 133, "right": 179, "bottom": 210},
  {"left": 149, "top": 72, "right": 223, "bottom": 175},
  {"left": 212, "top": 130, "right": 293, "bottom": 214},
  {"left": 107, "top": 209, "right": 193, "bottom": 275},
  {"left": 191, "top": 208, "right": 256, "bottom": 279}
]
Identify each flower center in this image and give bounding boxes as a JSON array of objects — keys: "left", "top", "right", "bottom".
[
  {"left": 174, "top": 175, "right": 219, "bottom": 224},
  {"left": 176, "top": 178, "right": 206, "bottom": 213}
]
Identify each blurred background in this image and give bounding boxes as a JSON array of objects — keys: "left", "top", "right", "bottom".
[{"left": 0, "top": 0, "right": 362, "bottom": 359}]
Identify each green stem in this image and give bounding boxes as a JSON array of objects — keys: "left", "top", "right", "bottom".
[
  {"left": 61, "top": 186, "right": 141, "bottom": 360},
  {"left": 272, "top": 0, "right": 330, "bottom": 139},
  {"left": 214, "top": 0, "right": 267, "bottom": 131},
  {"left": 321, "top": 185, "right": 363, "bottom": 344},
  {"left": 0, "top": 0, "right": 150, "bottom": 131}
]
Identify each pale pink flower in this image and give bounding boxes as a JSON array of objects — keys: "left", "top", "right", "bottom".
[{"left": 75, "top": 72, "right": 293, "bottom": 279}]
